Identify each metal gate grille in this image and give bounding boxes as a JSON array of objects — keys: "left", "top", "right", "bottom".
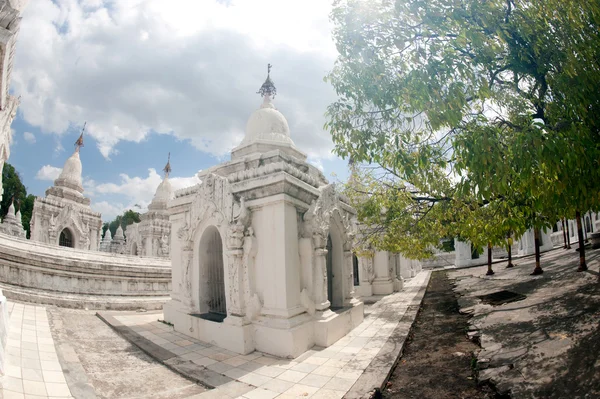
[
  {"left": 206, "top": 229, "right": 226, "bottom": 315},
  {"left": 59, "top": 229, "right": 73, "bottom": 248},
  {"left": 326, "top": 234, "right": 333, "bottom": 303}
]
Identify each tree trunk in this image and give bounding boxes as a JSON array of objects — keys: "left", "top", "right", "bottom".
[
  {"left": 506, "top": 234, "right": 514, "bottom": 268},
  {"left": 486, "top": 242, "right": 494, "bottom": 275},
  {"left": 561, "top": 218, "right": 567, "bottom": 249},
  {"left": 576, "top": 210, "right": 588, "bottom": 271},
  {"left": 566, "top": 219, "right": 572, "bottom": 249},
  {"left": 531, "top": 228, "right": 543, "bottom": 275}
]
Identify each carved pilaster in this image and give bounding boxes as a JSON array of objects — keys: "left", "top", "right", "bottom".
[
  {"left": 180, "top": 249, "right": 194, "bottom": 311},
  {"left": 314, "top": 245, "right": 329, "bottom": 311}
]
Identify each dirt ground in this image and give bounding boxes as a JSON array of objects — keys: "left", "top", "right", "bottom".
[{"left": 383, "top": 271, "right": 494, "bottom": 399}]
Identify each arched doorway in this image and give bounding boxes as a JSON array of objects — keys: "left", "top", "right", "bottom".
[
  {"left": 325, "top": 222, "right": 344, "bottom": 309},
  {"left": 59, "top": 228, "right": 74, "bottom": 248},
  {"left": 352, "top": 254, "right": 360, "bottom": 286},
  {"left": 586, "top": 216, "right": 592, "bottom": 233},
  {"left": 199, "top": 226, "right": 226, "bottom": 319}
]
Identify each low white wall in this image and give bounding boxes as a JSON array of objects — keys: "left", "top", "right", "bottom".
[{"left": 0, "top": 232, "right": 172, "bottom": 310}]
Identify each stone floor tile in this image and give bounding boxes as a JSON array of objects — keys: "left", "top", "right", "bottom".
[
  {"left": 22, "top": 367, "right": 44, "bottom": 382},
  {"left": 169, "top": 347, "right": 191, "bottom": 356},
  {"left": 334, "top": 369, "right": 362, "bottom": 381},
  {"left": 322, "top": 359, "right": 347, "bottom": 369},
  {"left": 23, "top": 380, "right": 47, "bottom": 396},
  {"left": 302, "top": 357, "right": 328, "bottom": 366},
  {"left": 239, "top": 361, "right": 263, "bottom": 372},
  {"left": 298, "top": 374, "right": 331, "bottom": 388},
  {"left": 323, "top": 377, "right": 354, "bottom": 391},
  {"left": 6, "top": 364, "right": 22, "bottom": 378},
  {"left": 206, "top": 361, "right": 233, "bottom": 374},
  {"left": 223, "top": 356, "right": 249, "bottom": 367},
  {"left": 208, "top": 352, "right": 235, "bottom": 362},
  {"left": 192, "top": 356, "right": 217, "bottom": 367},
  {"left": 42, "top": 370, "right": 67, "bottom": 383},
  {"left": 216, "top": 380, "right": 255, "bottom": 397},
  {"left": 254, "top": 366, "right": 286, "bottom": 378},
  {"left": 312, "top": 388, "right": 346, "bottom": 399},
  {"left": 21, "top": 358, "right": 41, "bottom": 370},
  {"left": 39, "top": 352, "right": 59, "bottom": 362},
  {"left": 21, "top": 349, "right": 40, "bottom": 360},
  {"left": 3, "top": 390, "right": 25, "bottom": 399},
  {"left": 220, "top": 367, "right": 246, "bottom": 380},
  {"left": 45, "top": 382, "right": 72, "bottom": 397},
  {"left": 282, "top": 383, "right": 319, "bottom": 397},
  {"left": 241, "top": 388, "right": 279, "bottom": 399},
  {"left": 3, "top": 375, "right": 24, "bottom": 393},
  {"left": 290, "top": 362, "right": 319, "bottom": 373},
  {"left": 239, "top": 352, "right": 263, "bottom": 361},
  {"left": 20, "top": 342, "right": 38, "bottom": 351},
  {"left": 39, "top": 360, "right": 61, "bottom": 372},
  {"left": 237, "top": 372, "right": 273, "bottom": 387},
  {"left": 311, "top": 365, "right": 339, "bottom": 378},
  {"left": 259, "top": 378, "right": 295, "bottom": 393},
  {"left": 253, "top": 356, "right": 278, "bottom": 366},
  {"left": 339, "top": 347, "right": 361, "bottom": 354},
  {"left": 277, "top": 370, "right": 308, "bottom": 383},
  {"left": 37, "top": 343, "right": 56, "bottom": 353},
  {"left": 271, "top": 360, "right": 298, "bottom": 370}
]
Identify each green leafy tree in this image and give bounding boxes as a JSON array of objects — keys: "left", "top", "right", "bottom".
[
  {"left": 1, "top": 163, "right": 27, "bottom": 219},
  {"left": 1, "top": 163, "right": 35, "bottom": 237},
  {"left": 327, "top": 0, "right": 600, "bottom": 269}
]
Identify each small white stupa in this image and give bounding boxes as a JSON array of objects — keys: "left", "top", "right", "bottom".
[
  {"left": 126, "top": 154, "right": 173, "bottom": 257},
  {"left": 100, "top": 228, "right": 112, "bottom": 252},
  {"left": 30, "top": 125, "right": 103, "bottom": 250},
  {"left": 0, "top": 198, "right": 26, "bottom": 238}
]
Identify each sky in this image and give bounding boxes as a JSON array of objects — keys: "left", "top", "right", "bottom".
[{"left": 9, "top": 0, "right": 350, "bottom": 221}]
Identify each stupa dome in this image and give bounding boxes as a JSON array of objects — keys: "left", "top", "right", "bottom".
[
  {"left": 114, "top": 224, "right": 124, "bottom": 239},
  {"left": 149, "top": 153, "right": 174, "bottom": 211},
  {"left": 231, "top": 65, "right": 306, "bottom": 161},
  {"left": 241, "top": 98, "right": 293, "bottom": 146},
  {"left": 149, "top": 177, "right": 173, "bottom": 209},
  {"left": 4, "top": 200, "right": 16, "bottom": 222},
  {"left": 55, "top": 151, "right": 83, "bottom": 190}
]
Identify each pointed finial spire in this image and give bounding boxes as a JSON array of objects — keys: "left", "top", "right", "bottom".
[
  {"left": 163, "top": 152, "right": 172, "bottom": 177},
  {"left": 257, "top": 63, "right": 277, "bottom": 99},
  {"left": 75, "top": 122, "right": 86, "bottom": 153}
]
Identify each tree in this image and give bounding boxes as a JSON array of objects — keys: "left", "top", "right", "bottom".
[
  {"left": 1, "top": 163, "right": 26, "bottom": 219},
  {"left": 1, "top": 163, "right": 35, "bottom": 237},
  {"left": 326, "top": 0, "right": 600, "bottom": 264}
]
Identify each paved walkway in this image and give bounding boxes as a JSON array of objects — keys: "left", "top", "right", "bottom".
[
  {"left": 1, "top": 302, "right": 73, "bottom": 399},
  {"left": 98, "top": 271, "right": 431, "bottom": 399}
]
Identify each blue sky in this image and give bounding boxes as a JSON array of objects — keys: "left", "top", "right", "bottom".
[{"left": 9, "top": 0, "right": 351, "bottom": 221}]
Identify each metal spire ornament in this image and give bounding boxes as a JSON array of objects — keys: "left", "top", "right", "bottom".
[
  {"left": 74, "top": 122, "right": 86, "bottom": 153},
  {"left": 163, "top": 152, "right": 172, "bottom": 177},
  {"left": 257, "top": 63, "right": 277, "bottom": 98}
]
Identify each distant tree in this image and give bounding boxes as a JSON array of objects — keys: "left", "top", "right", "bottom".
[
  {"left": 1, "top": 163, "right": 27, "bottom": 219},
  {"left": 1, "top": 163, "right": 35, "bottom": 237}
]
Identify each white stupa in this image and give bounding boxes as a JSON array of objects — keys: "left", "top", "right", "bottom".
[
  {"left": 126, "top": 154, "right": 173, "bottom": 257},
  {"left": 30, "top": 126, "right": 103, "bottom": 250}
]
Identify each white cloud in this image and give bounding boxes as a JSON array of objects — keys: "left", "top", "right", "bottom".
[
  {"left": 89, "top": 168, "right": 200, "bottom": 218},
  {"left": 91, "top": 200, "right": 126, "bottom": 222},
  {"left": 13, "top": 0, "right": 339, "bottom": 161},
  {"left": 23, "top": 131, "right": 36, "bottom": 144},
  {"left": 35, "top": 165, "right": 62, "bottom": 181}
]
